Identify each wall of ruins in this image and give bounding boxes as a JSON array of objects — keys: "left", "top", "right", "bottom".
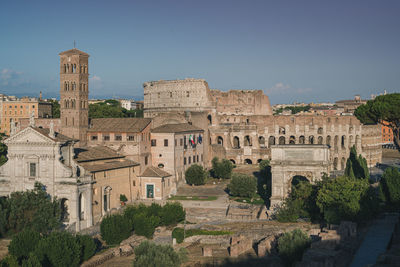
[
  {"left": 143, "top": 78, "right": 215, "bottom": 118},
  {"left": 210, "top": 89, "right": 273, "bottom": 115},
  {"left": 209, "top": 114, "right": 382, "bottom": 168}
]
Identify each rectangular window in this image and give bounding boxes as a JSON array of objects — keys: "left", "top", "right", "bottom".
[
  {"left": 115, "top": 135, "right": 122, "bottom": 141},
  {"left": 164, "top": 139, "right": 168, "bottom": 147},
  {"left": 145, "top": 156, "right": 148, "bottom": 165},
  {"left": 180, "top": 138, "right": 183, "bottom": 146},
  {"left": 133, "top": 180, "right": 136, "bottom": 186},
  {"left": 128, "top": 135, "right": 134, "bottom": 141},
  {"left": 189, "top": 157, "right": 191, "bottom": 164},
  {"left": 29, "top": 163, "right": 36, "bottom": 177},
  {"left": 104, "top": 171, "right": 107, "bottom": 178},
  {"left": 175, "top": 139, "right": 177, "bottom": 147},
  {"left": 184, "top": 157, "right": 186, "bottom": 165},
  {"left": 91, "top": 135, "right": 98, "bottom": 141},
  {"left": 197, "top": 155, "right": 199, "bottom": 162},
  {"left": 103, "top": 135, "right": 110, "bottom": 141},
  {"left": 151, "top": 139, "right": 157, "bottom": 146},
  {"left": 193, "top": 155, "right": 195, "bottom": 163}
]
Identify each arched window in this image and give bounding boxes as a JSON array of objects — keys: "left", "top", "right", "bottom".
[
  {"left": 158, "top": 163, "right": 164, "bottom": 168},
  {"left": 334, "top": 135, "right": 339, "bottom": 149},
  {"left": 318, "top": 136, "right": 323, "bottom": 144},
  {"left": 244, "top": 135, "right": 252, "bottom": 146},
  {"left": 289, "top": 136, "right": 295, "bottom": 144},
  {"left": 207, "top": 115, "right": 212, "bottom": 125},
  {"left": 103, "top": 186, "right": 112, "bottom": 213},
  {"left": 333, "top": 157, "right": 338, "bottom": 170},
  {"left": 259, "top": 136, "right": 265, "bottom": 147},
  {"left": 299, "top": 135, "right": 305, "bottom": 144},
  {"left": 217, "top": 136, "right": 223, "bottom": 146},
  {"left": 279, "top": 127, "right": 285, "bottom": 134},
  {"left": 230, "top": 159, "right": 236, "bottom": 164},
  {"left": 341, "top": 136, "right": 346, "bottom": 149},
  {"left": 64, "top": 64, "right": 67, "bottom": 73},
  {"left": 60, "top": 198, "right": 69, "bottom": 223},
  {"left": 268, "top": 136, "right": 275, "bottom": 146},
  {"left": 309, "top": 136, "right": 314, "bottom": 144},
  {"left": 80, "top": 65, "right": 83, "bottom": 73},
  {"left": 244, "top": 159, "right": 253, "bottom": 164},
  {"left": 78, "top": 193, "right": 84, "bottom": 221},
  {"left": 64, "top": 82, "right": 67, "bottom": 91},
  {"left": 317, "top": 127, "right": 323, "bottom": 134},
  {"left": 341, "top": 157, "right": 346, "bottom": 170},
  {"left": 349, "top": 135, "right": 353, "bottom": 149},
  {"left": 233, "top": 136, "right": 240, "bottom": 149},
  {"left": 326, "top": 135, "right": 331, "bottom": 146},
  {"left": 279, "top": 136, "right": 285, "bottom": 145}
]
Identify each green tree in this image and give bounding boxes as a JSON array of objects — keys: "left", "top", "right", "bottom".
[
  {"left": 228, "top": 173, "right": 257, "bottom": 198},
  {"left": 76, "top": 235, "right": 96, "bottom": 262},
  {"left": 47, "top": 99, "right": 60, "bottom": 118},
  {"left": 34, "top": 231, "right": 81, "bottom": 267},
  {"left": 380, "top": 167, "right": 400, "bottom": 208},
  {"left": 132, "top": 213, "right": 159, "bottom": 238},
  {"left": 278, "top": 229, "right": 311, "bottom": 266},
  {"left": 21, "top": 253, "right": 41, "bottom": 267},
  {"left": 211, "top": 157, "right": 233, "bottom": 179},
  {"left": 316, "top": 176, "right": 368, "bottom": 224},
  {"left": 0, "top": 197, "right": 9, "bottom": 237},
  {"left": 8, "top": 229, "right": 41, "bottom": 264},
  {"left": 0, "top": 133, "right": 8, "bottom": 166},
  {"left": 344, "top": 146, "right": 369, "bottom": 179},
  {"left": 7, "top": 182, "right": 61, "bottom": 234},
  {"left": 355, "top": 93, "right": 400, "bottom": 146},
  {"left": 88, "top": 99, "right": 143, "bottom": 119},
  {"left": 160, "top": 202, "right": 185, "bottom": 226},
  {"left": 185, "top": 164, "right": 207, "bottom": 185},
  {"left": 100, "top": 214, "right": 131, "bottom": 245},
  {"left": 132, "top": 241, "right": 186, "bottom": 267}
]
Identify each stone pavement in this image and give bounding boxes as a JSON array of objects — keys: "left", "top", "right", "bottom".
[{"left": 350, "top": 213, "right": 399, "bottom": 267}]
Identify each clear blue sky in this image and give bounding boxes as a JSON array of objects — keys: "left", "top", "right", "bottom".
[{"left": 0, "top": 0, "right": 399, "bottom": 104}]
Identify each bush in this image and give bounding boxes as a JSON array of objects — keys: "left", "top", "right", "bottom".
[
  {"left": 274, "top": 199, "right": 302, "bottom": 223},
  {"left": 76, "top": 235, "right": 96, "bottom": 262},
  {"left": 8, "top": 229, "right": 41, "bottom": 263},
  {"left": 278, "top": 229, "right": 311, "bottom": 266},
  {"left": 133, "top": 241, "right": 186, "bottom": 267},
  {"left": 100, "top": 214, "right": 131, "bottom": 245},
  {"left": 0, "top": 197, "right": 9, "bottom": 238},
  {"left": 172, "top": 227, "right": 185, "bottom": 243},
  {"left": 0, "top": 255, "right": 19, "bottom": 267},
  {"left": 21, "top": 253, "right": 41, "bottom": 267},
  {"left": 133, "top": 214, "right": 159, "bottom": 238},
  {"left": 380, "top": 167, "right": 400, "bottom": 208},
  {"left": 161, "top": 202, "right": 185, "bottom": 226},
  {"left": 119, "top": 194, "right": 128, "bottom": 203},
  {"left": 34, "top": 231, "right": 81, "bottom": 267},
  {"left": 228, "top": 173, "right": 257, "bottom": 198},
  {"left": 185, "top": 164, "right": 207, "bottom": 185},
  {"left": 212, "top": 157, "right": 233, "bottom": 179}
]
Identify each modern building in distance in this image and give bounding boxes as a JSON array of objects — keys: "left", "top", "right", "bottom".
[
  {"left": 335, "top": 95, "right": 367, "bottom": 114},
  {"left": 119, "top": 99, "right": 135, "bottom": 110},
  {"left": 0, "top": 95, "right": 52, "bottom": 135}
]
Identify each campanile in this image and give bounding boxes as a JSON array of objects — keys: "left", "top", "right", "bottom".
[{"left": 59, "top": 48, "right": 89, "bottom": 145}]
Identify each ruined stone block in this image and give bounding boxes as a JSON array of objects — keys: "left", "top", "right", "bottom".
[{"left": 202, "top": 247, "right": 212, "bottom": 257}]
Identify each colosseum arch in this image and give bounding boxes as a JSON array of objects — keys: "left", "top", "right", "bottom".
[
  {"left": 270, "top": 145, "right": 330, "bottom": 208},
  {"left": 268, "top": 136, "right": 275, "bottom": 146},
  {"left": 309, "top": 136, "right": 315, "bottom": 144},
  {"left": 299, "top": 136, "right": 305, "bottom": 144},
  {"left": 318, "top": 136, "right": 323, "bottom": 144},
  {"left": 233, "top": 136, "right": 240, "bottom": 149},
  {"left": 244, "top": 135, "right": 252, "bottom": 146},
  {"left": 217, "top": 136, "right": 223, "bottom": 146},
  {"left": 278, "top": 136, "right": 285, "bottom": 145},
  {"left": 289, "top": 136, "right": 296, "bottom": 144},
  {"left": 259, "top": 136, "right": 265, "bottom": 147},
  {"left": 326, "top": 135, "right": 331, "bottom": 146},
  {"left": 341, "top": 157, "right": 346, "bottom": 170}
]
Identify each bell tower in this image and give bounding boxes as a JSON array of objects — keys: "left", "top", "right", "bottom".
[{"left": 59, "top": 48, "right": 89, "bottom": 145}]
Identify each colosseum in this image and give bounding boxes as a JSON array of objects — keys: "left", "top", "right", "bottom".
[{"left": 143, "top": 78, "right": 382, "bottom": 171}]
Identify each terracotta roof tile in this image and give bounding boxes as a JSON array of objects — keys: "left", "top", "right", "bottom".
[
  {"left": 59, "top": 48, "right": 89, "bottom": 56},
  {"left": 32, "top": 127, "right": 75, "bottom": 142},
  {"left": 140, "top": 166, "right": 172, "bottom": 178},
  {"left": 88, "top": 118, "right": 152, "bottom": 133},
  {"left": 74, "top": 146, "right": 124, "bottom": 162},
  {"left": 151, "top": 123, "right": 203, "bottom": 134},
  {"left": 78, "top": 159, "right": 139, "bottom": 172}
]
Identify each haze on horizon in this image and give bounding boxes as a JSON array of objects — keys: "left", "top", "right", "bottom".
[{"left": 0, "top": 0, "right": 399, "bottom": 104}]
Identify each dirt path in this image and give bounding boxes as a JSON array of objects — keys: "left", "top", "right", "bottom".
[{"left": 0, "top": 238, "right": 10, "bottom": 261}]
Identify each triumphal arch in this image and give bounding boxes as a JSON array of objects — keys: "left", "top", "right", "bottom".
[{"left": 270, "top": 144, "right": 330, "bottom": 208}]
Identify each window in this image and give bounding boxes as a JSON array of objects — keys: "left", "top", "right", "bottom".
[
  {"left": 193, "top": 156, "right": 195, "bottom": 162},
  {"left": 103, "top": 135, "right": 110, "bottom": 141},
  {"left": 164, "top": 139, "right": 168, "bottom": 147},
  {"left": 189, "top": 157, "right": 191, "bottom": 164},
  {"left": 145, "top": 156, "right": 148, "bottom": 165},
  {"left": 180, "top": 138, "right": 183, "bottom": 146},
  {"left": 175, "top": 139, "right": 177, "bottom": 147},
  {"left": 151, "top": 139, "right": 157, "bottom": 146},
  {"left": 158, "top": 163, "right": 164, "bottom": 168},
  {"left": 197, "top": 155, "right": 199, "bottom": 162},
  {"left": 91, "top": 135, "right": 98, "bottom": 141},
  {"left": 184, "top": 157, "right": 186, "bottom": 165},
  {"left": 29, "top": 163, "right": 36, "bottom": 177},
  {"left": 133, "top": 180, "right": 136, "bottom": 186},
  {"left": 128, "top": 135, "right": 134, "bottom": 141},
  {"left": 115, "top": 135, "right": 122, "bottom": 141},
  {"left": 104, "top": 171, "right": 107, "bottom": 178}
]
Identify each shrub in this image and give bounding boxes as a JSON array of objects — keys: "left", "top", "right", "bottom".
[
  {"left": 172, "top": 227, "right": 185, "bottom": 243},
  {"left": 185, "top": 164, "right": 207, "bottom": 185},
  {"left": 274, "top": 199, "right": 302, "bottom": 223},
  {"left": 228, "top": 173, "right": 257, "bottom": 198},
  {"left": 0, "top": 197, "right": 9, "bottom": 237},
  {"left": 21, "top": 253, "right": 41, "bottom": 267},
  {"left": 161, "top": 202, "right": 185, "bottom": 226},
  {"left": 133, "top": 214, "right": 159, "bottom": 238},
  {"left": 123, "top": 204, "right": 148, "bottom": 224},
  {"left": 119, "top": 194, "right": 128, "bottom": 203},
  {"left": 380, "top": 167, "right": 400, "bottom": 208},
  {"left": 34, "top": 231, "right": 81, "bottom": 267},
  {"left": 0, "top": 255, "right": 19, "bottom": 267},
  {"left": 100, "top": 214, "right": 131, "bottom": 245},
  {"left": 278, "top": 229, "right": 311, "bottom": 266},
  {"left": 8, "top": 229, "right": 41, "bottom": 263},
  {"left": 133, "top": 241, "right": 185, "bottom": 267},
  {"left": 212, "top": 157, "right": 233, "bottom": 179},
  {"left": 76, "top": 235, "right": 96, "bottom": 262}
]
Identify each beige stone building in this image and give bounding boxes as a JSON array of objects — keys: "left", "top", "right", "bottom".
[
  {"left": 150, "top": 123, "right": 205, "bottom": 190},
  {"left": 140, "top": 166, "right": 173, "bottom": 200},
  {"left": 0, "top": 96, "right": 52, "bottom": 135}
]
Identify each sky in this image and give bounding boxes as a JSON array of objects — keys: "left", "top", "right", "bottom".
[{"left": 0, "top": 0, "right": 399, "bottom": 104}]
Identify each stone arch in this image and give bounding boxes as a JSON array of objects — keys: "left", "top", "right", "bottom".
[
  {"left": 233, "top": 136, "right": 240, "bottom": 149},
  {"left": 244, "top": 158, "right": 253, "bottom": 164},
  {"left": 103, "top": 186, "right": 112, "bottom": 213},
  {"left": 341, "top": 135, "right": 346, "bottom": 149},
  {"left": 279, "top": 136, "right": 285, "bottom": 145},
  {"left": 341, "top": 157, "right": 346, "bottom": 170},
  {"left": 259, "top": 136, "right": 265, "bottom": 147},
  {"left": 334, "top": 135, "right": 339, "bottom": 149},
  {"left": 299, "top": 135, "right": 305, "bottom": 144},
  {"left": 291, "top": 175, "right": 310, "bottom": 187},
  {"left": 257, "top": 159, "right": 263, "bottom": 163},
  {"left": 60, "top": 198, "right": 69, "bottom": 223},
  {"left": 279, "top": 127, "right": 286, "bottom": 134},
  {"left": 309, "top": 135, "right": 315, "bottom": 144},
  {"left": 355, "top": 135, "right": 360, "bottom": 147},
  {"left": 78, "top": 193, "right": 85, "bottom": 221},
  {"left": 207, "top": 115, "right": 212, "bottom": 125},
  {"left": 349, "top": 135, "right": 353, "bottom": 148},
  {"left": 244, "top": 135, "right": 252, "bottom": 146},
  {"left": 289, "top": 136, "right": 296, "bottom": 144},
  {"left": 217, "top": 136, "right": 223, "bottom": 146},
  {"left": 268, "top": 136, "right": 275, "bottom": 146},
  {"left": 318, "top": 127, "right": 323, "bottom": 134},
  {"left": 326, "top": 135, "right": 331, "bottom": 146},
  {"left": 333, "top": 157, "right": 338, "bottom": 170},
  {"left": 230, "top": 159, "right": 236, "bottom": 164},
  {"left": 318, "top": 136, "right": 323, "bottom": 144}
]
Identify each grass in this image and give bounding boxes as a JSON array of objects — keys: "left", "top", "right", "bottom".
[
  {"left": 172, "top": 227, "right": 233, "bottom": 243},
  {"left": 168, "top": 196, "right": 218, "bottom": 201},
  {"left": 229, "top": 194, "right": 265, "bottom": 205}
]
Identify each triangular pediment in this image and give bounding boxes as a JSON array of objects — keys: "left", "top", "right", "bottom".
[{"left": 4, "top": 127, "right": 55, "bottom": 145}]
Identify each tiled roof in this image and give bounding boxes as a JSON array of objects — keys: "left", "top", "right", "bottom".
[
  {"left": 140, "top": 166, "right": 172, "bottom": 178},
  {"left": 151, "top": 123, "right": 203, "bottom": 134},
  {"left": 59, "top": 48, "right": 89, "bottom": 56},
  {"left": 78, "top": 159, "right": 139, "bottom": 172},
  {"left": 32, "top": 127, "right": 75, "bottom": 142},
  {"left": 74, "top": 146, "right": 124, "bottom": 162},
  {"left": 88, "top": 118, "right": 152, "bottom": 133}
]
